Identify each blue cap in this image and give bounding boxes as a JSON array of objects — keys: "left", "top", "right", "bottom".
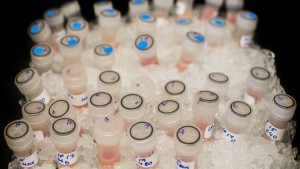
[
  {"left": 67, "top": 38, "right": 79, "bottom": 46},
  {"left": 30, "top": 24, "right": 41, "bottom": 34},
  {"left": 138, "top": 40, "right": 148, "bottom": 50},
  {"left": 194, "top": 34, "right": 205, "bottom": 42},
  {"left": 247, "top": 12, "right": 257, "bottom": 19},
  {"left": 213, "top": 19, "right": 225, "bottom": 27},
  {"left": 133, "top": 0, "right": 143, "bottom": 4},
  {"left": 103, "top": 46, "right": 113, "bottom": 54},
  {"left": 33, "top": 47, "right": 44, "bottom": 55},
  {"left": 177, "top": 18, "right": 190, "bottom": 25},
  {"left": 71, "top": 20, "right": 84, "bottom": 30},
  {"left": 45, "top": 10, "right": 56, "bottom": 17}
]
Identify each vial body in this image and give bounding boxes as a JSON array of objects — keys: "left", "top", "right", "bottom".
[
  {"left": 59, "top": 35, "right": 83, "bottom": 66},
  {"left": 163, "top": 80, "right": 187, "bottom": 103},
  {"left": 205, "top": 17, "right": 226, "bottom": 49},
  {"left": 235, "top": 11, "right": 258, "bottom": 47},
  {"left": 153, "top": 0, "right": 174, "bottom": 18},
  {"left": 94, "top": 44, "right": 115, "bottom": 70},
  {"left": 173, "top": 18, "right": 192, "bottom": 45},
  {"left": 129, "top": 0, "right": 149, "bottom": 22},
  {"left": 134, "top": 34, "right": 158, "bottom": 66},
  {"left": 44, "top": 8, "right": 66, "bottom": 43},
  {"left": 205, "top": 72, "right": 229, "bottom": 102},
  {"left": 130, "top": 76, "right": 155, "bottom": 105},
  {"left": 89, "top": 92, "right": 115, "bottom": 121},
  {"left": 136, "top": 12, "right": 157, "bottom": 36},
  {"left": 225, "top": 0, "right": 244, "bottom": 25},
  {"left": 175, "top": 0, "right": 194, "bottom": 19},
  {"left": 200, "top": 0, "right": 223, "bottom": 22},
  {"left": 30, "top": 43, "right": 54, "bottom": 75},
  {"left": 67, "top": 17, "right": 89, "bottom": 49}
]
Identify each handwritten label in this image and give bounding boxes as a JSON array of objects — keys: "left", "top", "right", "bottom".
[
  {"left": 265, "top": 121, "right": 285, "bottom": 141},
  {"left": 17, "top": 151, "right": 39, "bottom": 168},
  {"left": 176, "top": 156, "right": 195, "bottom": 169},
  {"left": 135, "top": 151, "right": 158, "bottom": 168},
  {"left": 243, "top": 92, "right": 255, "bottom": 105},
  {"left": 204, "top": 125, "right": 214, "bottom": 139},
  {"left": 68, "top": 92, "right": 88, "bottom": 106},
  {"left": 240, "top": 35, "right": 252, "bottom": 47},
  {"left": 222, "top": 128, "right": 241, "bottom": 143},
  {"left": 34, "top": 131, "right": 45, "bottom": 142},
  {"left": 31, "top": 88, "right": 50, "bottom": 104},
  {"left": 56, "top": 149, "right": 78, "bottom": 165},
  {"left": 176, "top": 2, "right": 186, "bottom": 15}
]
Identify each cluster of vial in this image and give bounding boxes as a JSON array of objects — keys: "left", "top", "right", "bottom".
[{"left": 4, "top": 0, "right": 297, "bottom": 169}]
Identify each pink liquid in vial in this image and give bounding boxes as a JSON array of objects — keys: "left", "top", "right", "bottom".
[
  {"left": 176, "top": 57, "right": 191, "bottom": 72},
  {"left": 201, "top": 6, "right": 217, "bottom": 22},
  {"left": 135, "top": 151, "right": 159, "bottom": 169},
  {"left": 98, "top": 151, "right": 120, "bottom": 167},
  {"left": 227, "top": 11, "right": 238, "bottom": 26},
  {"left": 176, "top": 153, "right": 198, "bottom": 168},
  {"left": 141, "top": 56, "right": 159, "bottom": 66}
]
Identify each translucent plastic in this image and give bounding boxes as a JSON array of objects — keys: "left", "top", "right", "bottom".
[
  {"left": 163, "top": 80, "right": 187, "bottom": 103},
  {"left": 225, "top": 0, "right": 244, "bottom": 25},
  {"left": 205, "top": 72, "right": 229, "bottom": 101},
  {"left": 44, "top": 8, "right": 64, "bottom": 30},
  {"left": 130, "top": 76, "right": 155, "bottom": 104},
  {"left": 134, "top": 34, "right": 158, "bottom": 66},
  {"left": 129, "top": 0, "right": 149, "bottom": 22},
  {"left": 173, "top": 18, "right": 192, "bottom": 45},
  {"left": 97, "top": 70, "right": 122, "bottom": 103},
  {"left": 30, "top": 43, "right": 54, "bottom": 74},
  {"left": 93, "top": 44, "right": 115, "bottom": 70},
  {"left": 94, "top": 1, "right": 113, "bottom": 17},
  {"left": 67, "top": 17, "right": 89, "bottom": 49},
  {"left": 153, "top": 0, "right": 174, "bottom": 18},
  {"left": 60, "top": 1, "right": 81, "bottom": 19},
  {"left": 200, "top": 0, "right": 224, "bottom": 21},
  {"left": 59, "top": 35, "right": 83, "bottom": 65},
  {"left": 89, "top": 92, "right": 115, "bottom": 121},
  {"left": 205, "top": 17, "right": 226, "bottom": 48},
  {"left": 235, "top": 11, "right": 258, "bottom": 47},
  {"left": 175, "top": 0, "right": 194, "bottom": 19},
  {"left": 136, "top": 12, "right": 157, "bottom": 35}
]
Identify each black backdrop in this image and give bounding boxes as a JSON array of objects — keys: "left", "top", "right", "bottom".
[{"left": 1, "top": 0, "right": 299, "bottom": 168}]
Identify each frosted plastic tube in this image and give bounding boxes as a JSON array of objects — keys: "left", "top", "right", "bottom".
[
  {"left": 93, "top": 44, "right": 115, "bottom": 70},
  {"left": 67, "top": 17, "right": 89, "bottom": 49},
  {"left": 134, "top": 34, "right": 159, "bottom": 66},
  {"left": 205, "top": 72, "right": 229, "bottom": 101},
  {"left": 175, "top": 0, "right": 194, "bottom": 19},
  {"left": 200, "top": 0, "right": 224, "bottom": 21},
  {"left": 163, "top": 80, "right": 187, "bottom": 103},
  {"left": 129, "top": 0, "right": 149, "bottom": 22},
  {"left": 94, "top": 1, "right": 113, "bottom": 17},
  {"left": 97, "top": 70, "right": 122, "bottom": 103},
  {"left": 88, "top": 92, "right": 115, "bottom": 121},
  {"left": 153, "top": 0, "right": 174, "bottom": 18},
  {"left": 60, "top": 1, "right": 81, "bottom": 19},
  {"left": 48, "top": 100, "right": 76, "bottom": 124},
  {"left": 235, "top": 11, "right": 258, "bottom": 47},
  {"left": 30, "top": 43, "right": 54, "bottom": 75},
  {"left": 205, "top": 17, "right": 226, "bottom": 48},
  {"left": 130, "top": 76, "right": 155, "bottom": 104},
  {"left": 59, "top": 35, "right": 83, "bottom": 65},
  {"left": 173, "top": 18, "right": 192, "bottom": 45},
  {"left": 136, "top": 12, "right": 157, "bottom": 35}
]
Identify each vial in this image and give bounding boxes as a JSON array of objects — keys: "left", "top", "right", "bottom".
[
  {"left": 50, "top": 118, "right": 80, "bottom": 168},
  {"left": 119, "top": 94, "right": 146, "bottom": 130},
  {"left": 192, "top": 91, "right": 219, "bottom": 141},
  {"left": 128, "top": 121, "right": 159, "bottom": 169},
  {"left": 30, "top": 43, "right": 54, "bottom": 75},
  {"left": 134, "top": 34, "right": 159, "bottom": 66},
  {"left": 130, "top": 76, "right": 156, "bottom": 105},
  {"left": 59, "top": 35, "right": 83, "bottom": 65},
  {"left": 157, "top": 100, "right": 182, "bottom": 137},
  {"left": 61, "top": 64, "right": 88, "bottom": 108},
  {"left": 15, "top": 68, "right": 51, "bottom": 105},
  {"left": 223, "top": 101, "right": 252, "bottom": 143},
  {"left": 44, "top": 8, "right": 66, "bottom": 42},
  {"left": 205, "top": 72, "right": 229, "bottom": 101},
  {"left": 174, "top": 125, "right": 202, "bottom": 169},
  {"left": 153, "top": 0, "right": 174, "bottom": 18},
  {"left": 22, "top": 101, "right": 50, "bottom": 137},
  {"left": 205, "top": 17, "right": 226, "bottom": 49},
  {"left": 94, "top": 44, "right": 115, "bottom": 70},
  {"left": 175, "top": 0, "right": 194, "bottom": 19},
  {"left": 163, "top": 80, "right": 187, "bottom": 103},
  {"left": 136, "top": 12, "right": 157, "bottom": 35},
  {"left": 48, "top": 100, "right": 76, "bottom": 124},
  {"left": 4, "top": 120, "right": 39, "bottom": 169},
  {"left": 94, "top": 1, "right": 113, "bottom": 17},
  {"left": 98, "top": 8, "right": 121, "bottom": 48},
  {"left": 176, "top": 31, "right": 205, "bottom": 72},
  {"left": 89, "top": 92, "right": 115, "bottom": 121},
  {"left": 243, "top": 67, "right": 271, "bottom": 105},
  {"left": 264, "top": 94, "right": 297, "bottom": 142},
  {"left": 93, "top": 116, "right": 123, "bottom": 167},
  {"left": 129, "top": 0, "right": 149, "bottom": 22},
  {"left": 235, "top": 11, "right": 258, "bottom": 48},
  {"left": 60, "top": 0, "right": 81, "bottom": 19},
  {"left": 67, "top": 17, "right": 89, "bottom": 49},
  {"left": 173, "top": 18, "right": 192, "bottom": 45},
  {"left": 225, "top": 0, "right": 244, "bottom": 25},
  {"left": 200, "top": 0, "right": 224, "bottom": 22}
]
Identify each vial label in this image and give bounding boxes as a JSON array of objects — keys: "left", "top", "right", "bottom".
[
  {"left": 222, "top": 127, "right": 241, "bottom": 143},
  {"left": 68, "top": 92, "right": 88, "bottom": 106},
  {"left": 243, "top": 92, "right": 255, "bottom": 105},
  {"left": 17, "top": 151, "right": 39, "bottom": 168},
  {"left": 204, "top": 124, "right": 214, "bottom": 139},
  {"left": 175, "top": 156, "right": 195, "bottom": 169},
  {"left": 56, "top": 149, "right": 78, "bottom": 165},
  {"left": 240, "top": 35, "right": 252, "bottom": 47},
  {"left": 33, "top": 131, "right": 45, "bottom": 142},
  {"left": 135, "top": 151, "right": 158, "bottom": 168},
  {"left": 265, "top": 121, "right": 285, "bottom": 141},
  {"left": 176, "top": 2, "right": 186, "bottom": 15},
  {"left": 53, "top": 29, "right": 66, "bottom": 42},
  {"left": 30, "top": 88, "right": 50, "bottom": 105}
]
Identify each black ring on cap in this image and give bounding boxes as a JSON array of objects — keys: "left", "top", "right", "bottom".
[
  {"left": 176, "top": 125, "right": 201, "bottom": 145},
  {"left": 197, "top": 90, "right": 219, "bottom": 103},
  {"left": 134, "top": 34, "right": 154, "bottom": 51},
  {"left": 240, "top": 11, "right": 258, "bottom": 21},
  {"left": 139, "top": 12, "right": 157, "bottom": 23},
  {"left": 31, "top": 44, "right": 52, "bottom": 57},
  {"left": 273, "top": 94, "right": 296, "bottom": 109},
  {"left": 186, "top": 31, "right": 205, "bottom": 44},
  {"left": 24, "top": 101, "right": 46, "bottom": 115},
  {"left": 157, "top": 100, "right": 180, "bottom": 114},
  {"left": 129, "top": 121, "right": 153, "bottom": 141},
  {"left": 100, "top": 9, "right": 119, "bottom": 17},
  {"left": 90, "top": 92, "right": 112, "bottom": 107},
  {"left": 48, "top": 100, "right": 70, "bottom": 118},
  {"left": 28, "top": 20, "right": 45, "bottom": 35},
  {"left": 94, "top": 44, "right": 113, "bottom": 56},
  {"left": 15, "top": 69, "right": 35, "bottom": 84},
  {"left": 5, "top": 121, "right": 29, "bottom": 139},
  {"left": 165, "top": 80, "right": 186, "bottom": 95},
  {"left": 99, "top": 71, "right": 120, "bottom": 84},
  {"left": 52, "top": 118, "right": 76, "bottom": 136},
  {"left": 230, "top": 101, "right": 252, "bottom": 117},
  {"left": 67, "top": 17, "right": 87, "bottom": 31},
  {"left": 250, "top": 67, "right": 270, "bottom": 81},
  {"left": 209, "top": 18, "right": 226, "bottom": 27},
  {"left": 208, "top": 72, "right": 229, "bottom": 84},
  {"left": 60, "top": 35, "right": 80, "bottom": 47},
  {"left": 120, "top": 94, "right": 143, "bottom": 110}
]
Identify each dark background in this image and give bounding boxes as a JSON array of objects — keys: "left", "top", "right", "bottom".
[{"left": 1, "top": 0, "right": 299, "bottom": 168}]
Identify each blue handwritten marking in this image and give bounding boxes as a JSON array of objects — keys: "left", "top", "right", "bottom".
[
  {"left": 81, "top": 96, "right": 88, "bottom": 102},
  {"left": 57, "top": 153, "right": 76, "bottom": 165},
  {"left": 67, "top": 119, "right": 73, "bottom": 125},
  {"left": 95, "top": 93, "right": 100, "bottom": 97},
  {"left": 39, "top": 97, "right": 45, "bottom": 103},
  {"left": 207, "top": 125, "right": 213, "bottom": 132},
  {"left": 104, "top": 117, "right": 109, "bottom": 122},
  {"left": 18, "top": 157, "right": 36, "bottom": 167},
  {"left": 223, "top": 128, "right": 236, "bottom": 143},
  {"left": 162, "top": 101, "right": 168, "bottom": 106},
  {"left": 265, "top": 121, "right": 278, "bottom": 140},
  {"left": 179, "top": 128, "right": 184, "bottom": 135},
  {"left": 135, "top": 101, "right": 140, "bottom": 105},
  {"left": 144, "top": 123, "right": 150, "bottom": 129},
  {"left": 176, "top": 158, "right": 190, "bottom": 169}
]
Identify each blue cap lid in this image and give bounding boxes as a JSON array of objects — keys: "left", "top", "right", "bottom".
[
  {"left": 247, "top": 12, "right": 257, "bottom": 19},
  {"left": 33, "top": 47, "right": 44, "bottom": 55},
  {"left": 133, "top": 0, "right": 144, "bottom": 4},
  {"left": 213, "top": 19, "right": 225, "bottom": 27},
  {"left": 45, "top": 10, "right": 56, "bottom": 17},
  {"left": 176, "top": 18, "right": 191, "bottom": 25},
  {"left": 30, "top": 24, "right": 41, "bottom": 34},
  {"left": 71, "top": 20, "right": 84, "bottom": 30}
]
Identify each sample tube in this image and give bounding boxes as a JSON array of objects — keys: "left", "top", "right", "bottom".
[
  {"left": 134, "top": 34, "right": 158, "bottom": 66},
  {"left": 128, "top": 121, "right": 159, "bottom": 169},
  {"left": 225, "top": 0, "right": 244, "bottom": 25},
  {"left": 153, "top": 0, "right": 174, "bottom": 18},
  {"left": 129, "top": 0, "right": 149, "bottom": 22},
  {"left": 59, "top": 35, "right": 83, "bottom": 65},
  {"left": 15, "top": 68, "right": 51, "bottom": 105},
  {"left": 60, "top": 0, "right": 82, "bottom": 19},
  {"left": 61, "top": 64, "right": 88, "bottom": 108},
  {"left": 200, "top": 0, "right": 224, "bottom": 22},
  {"left": 130, "top": 76, "right": 156, "bottom": 105},
  {"left": 175, "top": 0, "right": 194, "bottom": 19},
  {"left": 136, "top": 12, "right": 157, "bottom": 35},
  {"left": 243, "top": 67, "right": 271, "bottom": 105},
  {"left": 177, "top": 31, "right": 205, "bottom": 72},
  {"left": 205, "top": 72, "right": 229, "bottom": 101},
  {"left": 192, "top": 91, "right": 219, "bottom": 141},
  {"left": 94, "top": 1, "right": 113, "bottom": 18},
  {"left": 235, "top": 11, "right": 258, "bottom": 47},
  {"left": 98, "top": 8, "right": 121, "bottom": 48},
  {"left": 223, "top": 101, "right": 252, "bottom": 143},
  {"left": 44, "top": 8, "right": 66, "bottom": 42},
  {"left": 48, "top": 100, "right": 76, "bottom": 124},
  {"left": 173, "top": 18, "right": 192, "bottom": 45},
  {"left": 205, "top": 17, "right": 226, "bottom": 48},
  {"left": 30, "top": 43, "right": 54, "bottom": 75},
  {"left": 94, "top": 44, "right": 115, "bottom": 70},
  {"left": 89, "top": 92, "right": 115, "bottom": 121},
  {"left": 163, "top": 80, "right": 187, "bottom": 103},
  {"left": 264, "top": 94, "right": 297, "bottom": 142},
  {"left": 50, "top": 118, "right": 80, "bottom": 168},
  {"left": 22, "top": 101, "right": 50, "bottom": 137},
  {"left": 67, "top": 17, "right": 89, "bottom": 49},
  {"left": 119, "top": 94, "right": 146, "bottom": 130},
  {"left": 174, "top": 125, "right": 202, "bottom": 169},
  {"left": 4, "top": 120, "right": 39, "bottom": 169},
  {"left": 157, "top": 100, "right": 181, "bottom": 137},
  {"left": 93, "top": 116, "right": 123, "bottom": 167}
]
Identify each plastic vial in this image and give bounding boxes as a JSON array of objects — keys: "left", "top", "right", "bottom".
[
  {"left": 94, "top": 44, "right": 115, "bottom": 70},
  {"left": 94, "top": 1, "right": 113, "bottom": 17},
  {"left": 93, "top": 116, "right": 123, "bottom": 167},
  {"left": 48, "top": 100, "right": 76, "bottom": 124},
  {"left": 98, "top": 8, "right": 121, "bottom": 48},
  {"left": 60, "top": 1, "right": 81, "bottom": 19},
  {"left": 235, "top": 11, "right": 258, "bottom": 48},
  {"left": 223, "top": 101, "right": 252, "bottom": 143},
  {"left": 61, "top": 64, "right": 88, "bottom": 108},
  {"left": 44, "top": 8, "right": 66, "bottom": 42},
  {"left": 173, "top": 18, "right": 192, "bottom": 45},
  {"left": 177, "top": 31, "right": 205, "bottom": 72},
  {"left": 67, "top": 17, "right": 89, "bottom": 49},
  {"left": 4, "top": 120, "right": 39, "bottom": 169},
  {"left": 134, "top": 34, "right": 159, "bottom": 66},
  {"left": 153, "top": 0, "right": 174, "bottom": 18},
  {"left": 205, "top": 72, "right": 229, "bottom": 101},
  {"left": 97, "top": 71, "right": 122, "bottom": 104},
  {"left": 22, "top": 101, "right": 50, "bottom": 137},
  {"left": 243, "top": 67, "right": 271, "bottom": 105},
  {"left": 136, "top": 12, "right": 157, "bottom": 36},
  {"left": 163, "top": 80, "right": 187, "bottom": 103},
  {"left": 120, "top": 94, "right": 146, "bottom": 130},
  {"left": 192, "top": 91, "right": 219, "bottom": 141},
  {"left": 129, "top": 0, "right": 149, "bottom": 22},
  {"left": 174, "top": 125, "right": 202, "bottom": 169},
  {"left": 157, "top": 100, "right": 181, "bottom": 137},
  {"left": 15, "top": 68, "right": 51, "bottom": 105},
  {"left": 59, "top": 35, "right": 83, "bottom": 65},
  {"left": 200, "top": 0, "right": 224, "bottom": 22},
  {"left": 205, "top": 17, "right": 226, "bottom": 48},
  {"left": 128, "top": 121, "right": 159, "bottom": 169},
  {"left": 89, "top": 92, "right": 115, "bottom": 121},
  {"left": 225, "top": 0, "right": 244, "bottom": 25},
  {"left": 175, "top": 0, "right": 194, "bottom": 19},
  {"left": 30, "top": 43, "right": 54, "bottom": 75},
  {"left": 50, "top": 118, "right": 80, "bottom": 168},
  {"left": 264, "top": 94, "right": 297, "bottom": 142},
  {"left": 130, "top": 76, "right": 156, "bottom": 105}
]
